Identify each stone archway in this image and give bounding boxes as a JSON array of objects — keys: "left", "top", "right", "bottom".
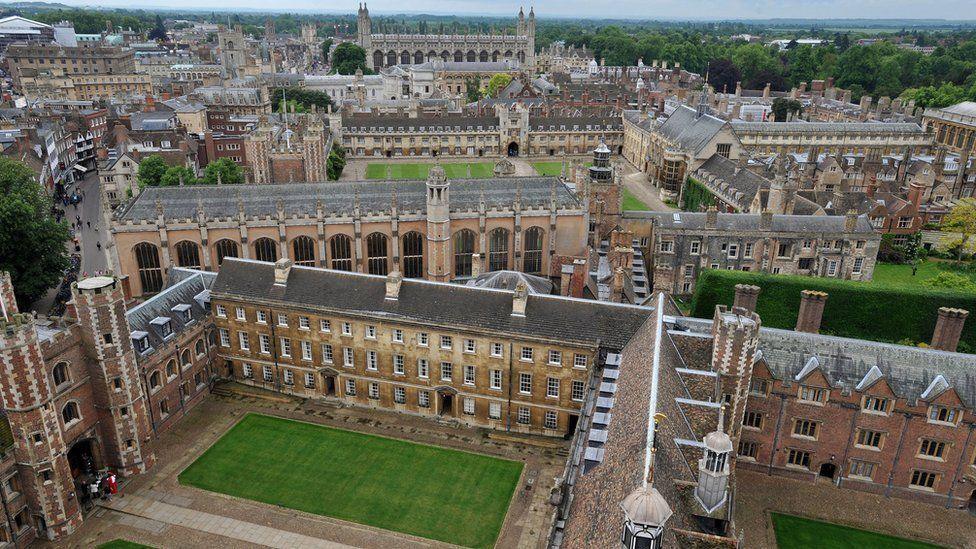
[
  {"left": 435, "top": 386, "right": 458, "bottom": 417},
  {"left": 507, "top": 142, "right": 519, "bottom": 157},
  {"left": 818, "top": 462, "right": 837, "bottom": 480}
]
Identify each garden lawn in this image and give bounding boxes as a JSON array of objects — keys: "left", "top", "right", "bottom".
[
  {"left": 96, "top": 541, "right": 153, "bottom": 549},
  {"left": 771, "top": 513, "right": 943, "bottom": 549},
  {"left": 623, "top": 188, "right": 652, "bottom": 210},
  {"left": 179, "top": 414, "right": 522, "bottom": 548},
  {"left": 871, "top": 260, "right": 976, "bottom": 291},
  {"left": 365, "top": 162, "right": 496, "bottom": 180}
]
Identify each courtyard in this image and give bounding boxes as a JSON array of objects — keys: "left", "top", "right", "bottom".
[{"left": 178, "top": 413, "right": 522, "bottom": 548}]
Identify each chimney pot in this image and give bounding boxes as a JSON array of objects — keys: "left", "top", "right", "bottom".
[
  {"left": 796, "top": 290, "right": 828, "bottom": 333},
  {"left": 733, "top": 284, "right": 761, "bottom": 313},
  {"left": 931, "top": 307, "right": 969, "bottom": 352},
  {"left": 512, "top": 281, "right": 528, "bottom": 317}
]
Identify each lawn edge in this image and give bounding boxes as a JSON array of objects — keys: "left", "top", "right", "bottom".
[{"left": 768, "top": 510, "right": 947, "bottom": 548}]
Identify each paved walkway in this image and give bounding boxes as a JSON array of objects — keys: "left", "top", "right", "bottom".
[
  {"left": 619, "top": 159, "right": 677, "bottom": 212},
  {"left": 102, "top": 494, "right": 354, "bottom": 549}
]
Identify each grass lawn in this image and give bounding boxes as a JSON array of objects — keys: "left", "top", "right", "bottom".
[
  {"left": 771, "top": 513, "right": 943, "bottom": 549},
  {"left": 531, "top": 161, "right": 592, "bottom": 176},
  {"left": 364, "top": 162, "right": 495, "bottom": 180},
  {"left": 623, "top": 188, "right": 652, "bottom": 210},
  {"left": 179, "top": 414, "right": 523, "bottom": 548},
  {"left": 96, "top": 541, "right": 153, "bottom": 549},
  {"left": 870, "top": 260, "right": 976, "bottom": 291}
]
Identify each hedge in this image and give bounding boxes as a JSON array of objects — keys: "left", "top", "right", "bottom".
[{"left": 689, "top": 269, "right": 976, "bottom": 353}]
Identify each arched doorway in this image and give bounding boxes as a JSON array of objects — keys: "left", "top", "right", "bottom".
[
  {"left": 818, "top": 462, "right": 837, "bottom": 480},
  {"left": 67, "top": 438, "right": 99, "bottom": 479},
  {"left": 969, "top": 489, "right": 976, "bottom": 514},
  {"left": 436, "top": 387, "right": 457, "bottom": 417},
  {"left": 507, "top": 142, "right": 519, "bottom": 157}
]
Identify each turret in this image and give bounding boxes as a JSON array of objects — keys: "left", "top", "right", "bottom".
[
  {"left": 425, "top": 165, "right": 451, "bottom": 281},
  {"left": 620, "top": 483, "right": 672, "bottom": 549},
  {"left": 696, "top": 406, "right": 733, "bottom": 513},
  {"left": 711, "top": 305, "right": 761, "bottom": 442}
]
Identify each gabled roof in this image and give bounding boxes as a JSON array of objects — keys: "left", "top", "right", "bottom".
[{"left": 656, "top": 105, "right": 728, "bottom": 156}]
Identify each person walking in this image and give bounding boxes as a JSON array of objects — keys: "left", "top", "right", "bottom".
[
  {"left": 96, "top": 241, "right": 101, "bottom": 251},
  {"left": 86, "top": 221, "right": 91, "bottom": 229}
]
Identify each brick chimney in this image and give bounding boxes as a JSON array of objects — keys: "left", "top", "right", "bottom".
[
  {"left": 385, "top": 270, "right": 402, "bottom": 301},
  {"left": 610, "top": 266, "right": 625, "bottom": 303},
  {"left": 706, "top": 206, "right": 718, "bottom": 228},
  {"left": 733, "top": 284, "right": 761, "bottom": 313},
  {"left": 795, "top": 290, "right": 828, "bottom": 333},
  {"left": 96, "top": 147, "right": 109, "bottom": 160},
  {"left": 273, "top": 258, "right": 292, "bottom": 286},
  {"left": 908, "top": 181, "right": 925, "bottom": 207},
  {"left": 844, "top": 210, "right": 858, "bottom": 232},
  {"left": 930, "top": 307, "right": 969, "bottom": 352}
]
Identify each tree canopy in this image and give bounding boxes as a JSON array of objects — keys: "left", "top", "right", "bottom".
[
  {"left": 0, "top": 158, "right": 70, "bottom": 308},
  {"left": 148, "top": 14, "right": 167, "bottom": 41},
  {"left": 483, "top": 74, "right": 513, "bottom": 99},
  {"left": 332, "top": 43, "right": 372, "bottom": 75},
  {"left": 136, "top": 155, "right": 169, "bottom": 188},
  {"left": 202, "top": 158, "right": 244, "bottom": 185}
]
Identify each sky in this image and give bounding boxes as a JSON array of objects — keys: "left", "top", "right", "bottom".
[{"left": 22, "top": 0, "right": 976, "bottom": 20}]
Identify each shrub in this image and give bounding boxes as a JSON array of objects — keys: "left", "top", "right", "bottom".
[{"left": 690, "top": 269, "right": 976, "bottom": 352}]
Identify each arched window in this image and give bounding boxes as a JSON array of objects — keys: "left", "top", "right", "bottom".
[
  {"left": 400, "top": 50, "right": 410, "bottom": 65},
  {"left": 479, "top": 50, "right": 488, "bottom": 62},
  {"left": 253, "top": 238, "right": 278, "bottom": 263},
  {"left": 441, "top": 50, "right": 450, "bottom": 61},
  {"left": 453, "top": 50, "right": 463, "bottom": 62},
  {"left": 387, "top": 51, "right": 397, "bottom": 66},
  {"left": 373, "top": 50, "right": 384, "bottom": 68},
  {"left": 149, "top": 371, "right": 161, "bottom": 389},
  {"left": 453, "top": 229, "right": 476, "bottom": 277},
  {"left": 413, "top": 51, "right": 424, "bottom": 64},
  {"left": 214, "top": 239, "right": 239, "bottom": 266},
  {"left": 492, "top": 50, "right": 500, "bottom": 62},
  {"left": 488, "top": 228, "right": 510, "bottom": 271},
  {"left": 195, "top": 338, "right": 205, "bottom": 356},
  {"left": 523, "top": 227, "right": 544, "bottom": 274},
  {"left": 175, "top": 240, "right": 201, "bottom": 269},
  {"left": 466, "top": 50, "right": 476, "bottom": 62},
  {"left": 52, "top": 362, "right": 69, "bottom": 387},
  {"left": 134, "top": 242, "right": 163, "bottom": 294},
  {"left": 402, "top": 232, "right": 424, "bottom": 278},
  {"left": 181, "top": 349, "right": 192, "bottom": 368},
  {"left": 292, "top": 236, "right": 316, "bottom": 267},
  {"left": 329, "top": 234, "right": 353, "bottom": 271},
  {"left": 61, "top": 402, "right": 80, "bottom": 424},
  {"left": 366, "top": 233, "right": 389, "bottom": 275},
  {"left": 166, "top": 359, "right": 177, "bottom": 378}
]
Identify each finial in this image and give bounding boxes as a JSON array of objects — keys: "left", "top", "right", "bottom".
[
  {"left": 216, "top": 169, "right": 223, "bottom": 185},
  {"left": 718, "top": 403, "right": 726, "bottom": 433}
]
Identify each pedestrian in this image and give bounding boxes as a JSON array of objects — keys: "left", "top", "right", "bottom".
[
  {"left": 87, "top": 221, "right": 91, "bottom": 229},
  {"left": 96, "top": 241, "right": 101, "bottom": 250}
]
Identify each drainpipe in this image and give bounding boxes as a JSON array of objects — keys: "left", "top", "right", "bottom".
[
  {"left": 140, "top": 369, "right": 158, "bottom": 437},
  {"left": 945, "top": 423, "right": 975, "bottom": 509},
  {"left": 767, "top": 393, "right": 787, "bottom": 475},
  {"left": 885, "top": 412, "right": 912, "bottom": 498},
  {"left": 506, "top": 342, "right": 514, "bottom": 432},
  {"left": 269, "top": 309, "right": 281, "bottom": 392},
  {"left": 836, "top": 402, "right": 860, "bottom": 488}
]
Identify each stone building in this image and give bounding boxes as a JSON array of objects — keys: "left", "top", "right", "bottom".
[
  {"left": 0, "top": 268, "right": 215, "bottom": 546},
  {"left": 210, "top": 257, "right": 651, "bottom": 436},
  {"left": 5, "top": 43, "right": 135, "bottom": 90},
  {"left": 216, "top": 25, "right": 251, "bottom": 79},
  {"left": 922, "top": 101, "right": 976, "bottom": 157},
  {"left": 191, "top": 85, "right": 272, "bottom": 117},
  {"left": 109, "top": 169, "right": 588, "bottom": 297},
  {"left": 358, "top": 4, "right": 535, "bottom": 71},
  {"left": 730, "top": 120, "right": 930, "bottom": 156},
  {"left": 335, "top": 103, "right": 622, "bottom": 158},
  {"left": 621, "top": 210, "right": 881, "bottom": 295},
  {"left": 19, "top": 70, "right": 153, "bottom": 102},
  {"left": 243, "top": 113, "right": 331, "bottom": 184}
]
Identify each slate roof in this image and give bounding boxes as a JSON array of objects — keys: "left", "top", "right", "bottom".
[
  {"left": 670, "top": 317, "right": 976, "bottom": 409},
  {"left": 211, "top": 259, "right": 653, "bottom": 350},
  {"left": 117, "top": 177, "right": 581, "bottom": 222},
  {"left": 695, "top": 154, "right": 767, "bottom": 205},
  {"left": 657, "top": 105, "right": 727, "bottom": 155},
  {"left": 126, "top": 268, "right": 216, "bottom": 359},
  {"left": 731, "top": 120, "right": 924, "bottom": 134},
  {"left": 343, "top": 115, "right": 497, "bottom": 130},
  {"left": 624, "top": 211, "right": 877, "bottom": 234}
]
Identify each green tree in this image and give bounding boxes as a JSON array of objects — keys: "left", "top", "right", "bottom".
[
  {"left": 202, "top": 158, "right": 244, "bottom": 185},
  {"left": 148, "top": 15, "right": 167, "bottom": 41},
  {"left": 465, "top": 78, "right": 481, "bottom": 103},
  {"left": 159, "top": 166, "right": 198, "bottom": 187},
  {"left": 136, "top": 155, "right": 168, "bottom": 188},
  {"left": 326, "top": 144, "right": 346, "bottom": 181},
  {"left": 320, "top": 38, "right": 333, "bottom": 60},
  {"left": 0, "top": 158, "right": 70, "bottom": 308},
  {"left": 332, "top": 43, "right": 371, "bottom": 75},
  {"left": 941, "top": 198, "right": 976, "bottom": 262},
  {"left": 771, "top": 97, "right": 802, "bottom": 121},
  {"left": 484, "top": 74, "right": 513, "bottom": 99},
  {"left": 922, "top": 271, "right": 976, "bottom": 293}
]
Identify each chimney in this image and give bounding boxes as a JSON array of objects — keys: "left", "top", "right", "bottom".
[
  {"left": 273, "top": 258, "right": 292, "bottom": 286},
  {"left": 610, "top": 266, "right": 625, "bottom": 303},
  {"left": 795, "top": 290, "right": 828, "bottom": 334},
  {"left": 96, "top": 147, "right": 109, "bottom": 160},
  {"left": 844, "top": 210, "right": 858, "bottom": 232},
  {"left": 760, "top": 210, "right": 773, "bottom": 230},
  {"left": 385, "top": 270, "right": 402, "bottom": 301},
  {"left": 511, "top": 281, "right": 528, "bottom": 317},
  {"left": 930, "top": 307, "right": 969, "bottom": 352},
  {"left": 706, "top": 206, "right": 718, "bottom": 228},
  {"left": 908, "top": 181, "right": 925, "bottom": 207},
  {"left": 733, "top": 284, "right": 761, "bottom": 313},
  {"left": 471, "top": 253, "right": 482, "bottom": 278}
]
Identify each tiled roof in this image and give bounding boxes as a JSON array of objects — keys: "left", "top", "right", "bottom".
[
  {"left": 623, "top": 211, "right": 877, "bottom": 234},
  {"left": 731, "top": 120, "right": 924, "bottom": 134},
  {"left": 117, "top": 177, "right": 581, "bottom": 222},
  {"left": 210, "top": 259, "right": 653, "bottom": 350},
  {"left": 126, "top": 269, "right": 216, "bottom": 359},
  {"left": 657, "top": 105, "right": 727, "bottom": 155},
  {"left": 695, "top": 154, "right": 767, "bottom": 205}
]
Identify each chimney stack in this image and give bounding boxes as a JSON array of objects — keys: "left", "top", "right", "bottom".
[
  {"left": 385, "top": 270, "right": 402, "bottom": 301},
  {"left": 511, "top": 281, "right": 528, "bottom": 317},
  {"left": 471, "top": 253, "right": 482, "bottom": 278},
  {"left": 706, "top": 206, "right": 718, "bottom": 228},
  {"left": 273, "top": 258, "right": 292, "bottom": 286},
  {"left": 844, "top": 210, "right": 858, "bottom": 232},
  {"left": 795, "top": 290, "right": 828, "bottom": 334},
  {"left": 733, "top": 284, "right": 761, "bottom": 313},
  {"left": 760, "top": 210, "right": 773, "bottom": 231},
  {"left": 930, "top": 307, "right": 969, "bottom": 352}
]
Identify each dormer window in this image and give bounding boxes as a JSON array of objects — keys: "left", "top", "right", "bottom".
[
  {"left": 150, "top": 317, "right": 173, "bottom": 339},
  {"left": 928, "top": 406, "right": 960, "bottom": 425},
  {"left": 862, "top": 396, "right": 890, "bottom": 415},
  {"left": 132, "top": 331, "right": 150, "bottom": 353},
  {"left": 798, "top": 385, "right": 826, "bottom": 404},
  {"left": 173, "top": 304, "right": 192, "bottom": 324}
]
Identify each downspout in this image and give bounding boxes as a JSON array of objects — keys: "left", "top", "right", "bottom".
[
  {"left": 767, "top": 393, "right": 787, "bottom": 475},
  {"left": 270, "top": 309, "right": 281, "bottom": 392},
  {"left": 506, "top": 342, "right": 514, "bottom": 432},
  {"left": 140, "top": 369, "right": 157, "bottom": 437},
  {"left": 836, "top": 402, "right": 860, "bottom": 488},
  {"left": 885, "top": 412, "right": 912, "bottom": 498}
]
